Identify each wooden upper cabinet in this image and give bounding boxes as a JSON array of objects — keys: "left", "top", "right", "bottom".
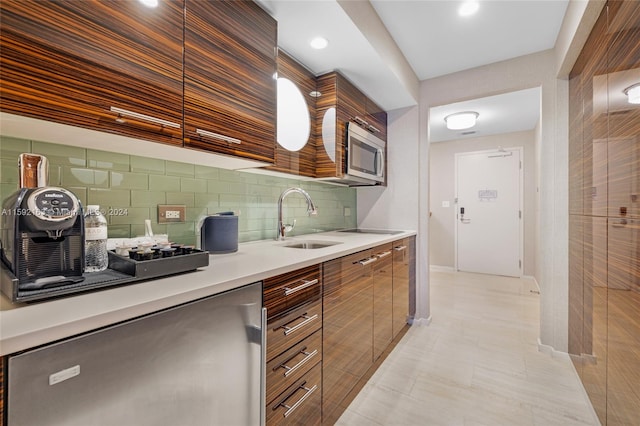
[
  {"left": 184, "top": 0, "right": 277, "bottom": 163},
  {"left": 315, "top": 72, "right": 387, "bottom": 180},
  {"left": 0, "top": 0, "right": 184, "bottom": 145},
  {"left": 265, "top": 50, "right": 317, "bottom": 177}
]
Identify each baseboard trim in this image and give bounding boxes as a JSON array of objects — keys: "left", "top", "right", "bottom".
[
  {"left": 429, "top": 265, "right": 455, "bottom": 272},
  {"left": 409, "top": 315, "right": 432, "bottom": 326},
  {"left": 537, "top": 338, "right": 569, "bottom": 360},
  {"left": 523, "top": 275, "right": 541, "bottom": 292}
]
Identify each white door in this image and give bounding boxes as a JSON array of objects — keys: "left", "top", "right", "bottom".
[{"left": 455, "top": 148, "right": 522, "bottom": 277}]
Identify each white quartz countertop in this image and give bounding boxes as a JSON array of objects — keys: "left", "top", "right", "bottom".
[{"left": 0, "top": 230, "right": 415, "bottom": 356}]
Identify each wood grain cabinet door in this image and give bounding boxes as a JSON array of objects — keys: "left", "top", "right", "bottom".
[
  {"left": 322, "top": 249, "right": 374, "bottom": 424},
  {"left": 184, "top": 0, "right": 277, "bottom": 163},
  {"left": 373, "top": 244, "right": 393, "bottom": 361},
  {"left": 266, "top": 50, "right": 317, "bottom": 177},
  {"left": 0, "top": 0, "right": 184, "bottom": 145},
  {"left": 392, "top": 239, "right": 411, "bottom": 338}
]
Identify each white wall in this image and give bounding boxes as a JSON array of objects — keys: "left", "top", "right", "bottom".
[
  {"left": 357, "top": 105, "right": 428, "bottom": 322},
  {"left": 429, "top": 130, "right": 537, "bottom": 276},
  {"left": 421, "top": 49, "right": 569, "bottom": 352}
]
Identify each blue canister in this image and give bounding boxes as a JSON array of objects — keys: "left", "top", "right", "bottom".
[{"left": 200, "top": 212, "right": 239, "bottom": 254}]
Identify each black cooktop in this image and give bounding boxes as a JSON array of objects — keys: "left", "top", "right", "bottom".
[{"left": 337, "top": 228, "right": 404, "bottom": 235}]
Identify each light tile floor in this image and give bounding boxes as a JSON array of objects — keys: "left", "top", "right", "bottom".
[{"left": 337, "top": 271, "right": 599, "bottom": 426}]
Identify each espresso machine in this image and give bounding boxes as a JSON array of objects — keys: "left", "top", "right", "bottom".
[{"left": 1, "top": 154, "right": 85, "bottom": 299}]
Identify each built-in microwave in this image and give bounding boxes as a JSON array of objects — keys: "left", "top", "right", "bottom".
[
  {"left": 316, "top": 121, "right": 386, "bottom": 186},
  {"left": 345, "top": 122, "right": 385, "bottom": 185}
]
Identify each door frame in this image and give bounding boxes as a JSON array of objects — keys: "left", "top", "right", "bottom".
[{"left": 453, "top": 146, "right": 524, "bottom": 277}]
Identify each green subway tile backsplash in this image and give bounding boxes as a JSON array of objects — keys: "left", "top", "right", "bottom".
[{"left": 0, "top": 138, "right": 357, "bottom": 245}]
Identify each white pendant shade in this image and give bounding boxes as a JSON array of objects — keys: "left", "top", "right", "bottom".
[{"left": 445, "top": 111, "right": 478, "bottom": 130}]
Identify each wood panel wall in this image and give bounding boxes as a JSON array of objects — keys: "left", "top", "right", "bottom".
[{"left": 568, "top": 1, "right": 640, "bottom": 424}]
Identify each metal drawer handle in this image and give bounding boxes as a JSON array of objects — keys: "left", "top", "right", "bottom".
[
  {"left": 354, "top": 116, "right": 369, "bottom": 126},
  {"left": 376, "top": 251, "right": 392, "bottom": 259},
  {"left": 282, "top": 349, "right": 318, "bottom": 377},
  {"left": 394, "top": 245, "right": 407, "bottom": 251},
  {"left": 196, "top": 128, "right": 242, "bottom": 144},
  {"left": 110, "top": 106, "right": 180, "bottom": 129},
  {"left": 358, "top": 257, "right": 377, "bottom": 266},
  {"left": 282, "top": 384, "right": 318, "bottom": 418},
  {"left": 368, "top": 124, "right": 381, "bottom": 133},
  {"left": 282, "top": 314, "right": 318, "bottom": 336},
  {"left": 284, "top": 279, "right": 318, "bottom": 296}
]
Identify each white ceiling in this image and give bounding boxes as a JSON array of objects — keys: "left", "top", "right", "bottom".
[{"left": 257, "top": 0, "right": 570, "bottom": 141}]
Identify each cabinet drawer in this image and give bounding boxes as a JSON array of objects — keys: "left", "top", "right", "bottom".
[
  {"left": 267, "top": 329, "right": 321, "bottom": 405},
  {"left": 267, "top": 300, "right": 322, "bottom": 361},
  {"left": 264, "top": 265, "right": 321, "bottom": 319},
  {"left": 267, "top": 362, "right": 322, "bottom": 426}
]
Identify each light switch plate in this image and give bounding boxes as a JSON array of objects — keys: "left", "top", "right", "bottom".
[
  {"left": 442, "top": 201, "right": 450, "bottom": 208},
  {"left": 158, "top": 205, "right": 186, "bottom": 223}
]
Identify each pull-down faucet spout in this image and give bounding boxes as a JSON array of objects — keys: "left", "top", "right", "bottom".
[{"left": 276, "top": 187, "right": 318, "bottom": 240}]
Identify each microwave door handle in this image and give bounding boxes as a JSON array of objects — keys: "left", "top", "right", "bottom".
[{"left": 376, "top": 148, "right": 384, "bottom": 177}]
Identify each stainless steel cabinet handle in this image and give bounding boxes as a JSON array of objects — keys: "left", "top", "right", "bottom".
[
  {"left": 394, "top": 245, "right": 407, "bottom": 252},
  {"left": 376, "top": 251, "right": 392, "bottom": 259},
  {"left": 284, "top": 279, "right": 318, "bottom": 296},
  {"left": 282, "top": 384, "right": 318, "bottom": 418},
  {"left": 281, "top": 314, "right": 318, "bottom": 335},
  {"left": 196, "top": 128, "right": 242, "bottom": 144},
  {"left": 110, "top": 106, "right": 181, "bottom": 128},
  {"left": 260, "top": 307, "right": 267, "bottom": 426},
  {"left": 282, "top": 349, "right": 318, "bottom": 377},
  {"left": 358, "top": 257, "right": 377, "bottom": 266},
  {"left": 354, "top": 116, "right": 369, "bottom": 126}
]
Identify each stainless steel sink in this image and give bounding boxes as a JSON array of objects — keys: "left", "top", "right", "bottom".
[{"left": 282, "top": 240, "right": 342, "bottom": 249}]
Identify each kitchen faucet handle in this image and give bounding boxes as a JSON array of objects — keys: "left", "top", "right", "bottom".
[{"left": 284, "top": 219, "right": 296, "bottom": 233}]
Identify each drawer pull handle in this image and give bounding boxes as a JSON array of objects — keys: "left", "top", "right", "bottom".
[
  {"left": 367, "top": 124, "right": 381, "bottom": 133},
  {"left": 394, "top": 245, "right": 407, "bottom": 251},
  {"left": 284, "top": 279, "right": 319, "bottom": 296},
  {"left": 196, "top": 128, "right": 242, "bottom": 144},
  {"left": 376, "top": 251, "right": 392, "bottom": 259},
  {"left": 282, "top": 314, "right": 318, "bottom": 336},
  {"left": 358, "top": 257, "right": 377, "bottom": 266},
  {"left": 110, "top": 107, "right": 180, "bottom": 129},
  {"left": 282, "top": 384, "right": 318, "bottom": 418},
  {"left": 282, "top": 349, "right": 318, "bottom": 377}
]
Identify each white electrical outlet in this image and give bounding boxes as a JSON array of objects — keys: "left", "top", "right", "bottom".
[
  {"left": 166, "top": 210, "right": 180, "bottom": 219},
  {"left": 442, "top": 201, "right": 450, "bottom": 208}
]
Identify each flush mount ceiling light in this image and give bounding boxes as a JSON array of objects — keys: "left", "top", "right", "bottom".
[
  {"left": 458, "top": 0, "right": 480, "bottom": 17},
  {"left": 444, "top": 111, "right": 479, "bottom": 130},
  {"left": 623, "top": 83, "right": 640, "bottom": 104},
  {"left": 138, "top": 0, "right": 158, "bottom": 7},
  {"left": 310, "top": 37, "right": 329, "bottom": 50}
]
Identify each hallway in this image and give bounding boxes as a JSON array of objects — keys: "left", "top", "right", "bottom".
[{"left": 337, "top": 271, "right": 599, "bottom": 425}]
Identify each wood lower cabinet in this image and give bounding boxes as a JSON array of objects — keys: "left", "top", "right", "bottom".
[
  {"left": 184, "top": 0, "right": 277, "bottom": 163},
  {"left": 265, "top": 265, "right": 322, "bottom": 425},
  {"left": 372, "top": 244, "right": 394, "bottom": 360},
  {"left": 0, "top": 0, "right": 184, "bottom": 145},
  {"left": 392, "top": 238, "right": 414, "bottom": 337},
  {"left": 322, "top": 249, "right": 374, "bottom": 424}
]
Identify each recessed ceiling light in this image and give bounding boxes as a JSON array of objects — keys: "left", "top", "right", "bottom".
[
  {"left": 139, "top": 0, "right": 158, "bottom": 7},
  {"left": 623, "top": 83, "right": 640, "bottom": 104},
  {"left": 310, "top": 37, "right": 329, "bottom": 50},
  {"left": 445, "top": 112, "right": 479, "bottom": 130},
  {"left": 458, "top": 0, "right": 479, "bottom": 17}
]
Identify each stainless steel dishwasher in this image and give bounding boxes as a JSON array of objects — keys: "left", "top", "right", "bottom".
[{"left": 6, "top": 282, "right": 266, "bottom": 426}]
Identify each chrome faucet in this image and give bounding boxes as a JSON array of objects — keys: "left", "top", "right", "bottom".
[{"left": 276, "top": 187, "right": 318, "bottom": 240}]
